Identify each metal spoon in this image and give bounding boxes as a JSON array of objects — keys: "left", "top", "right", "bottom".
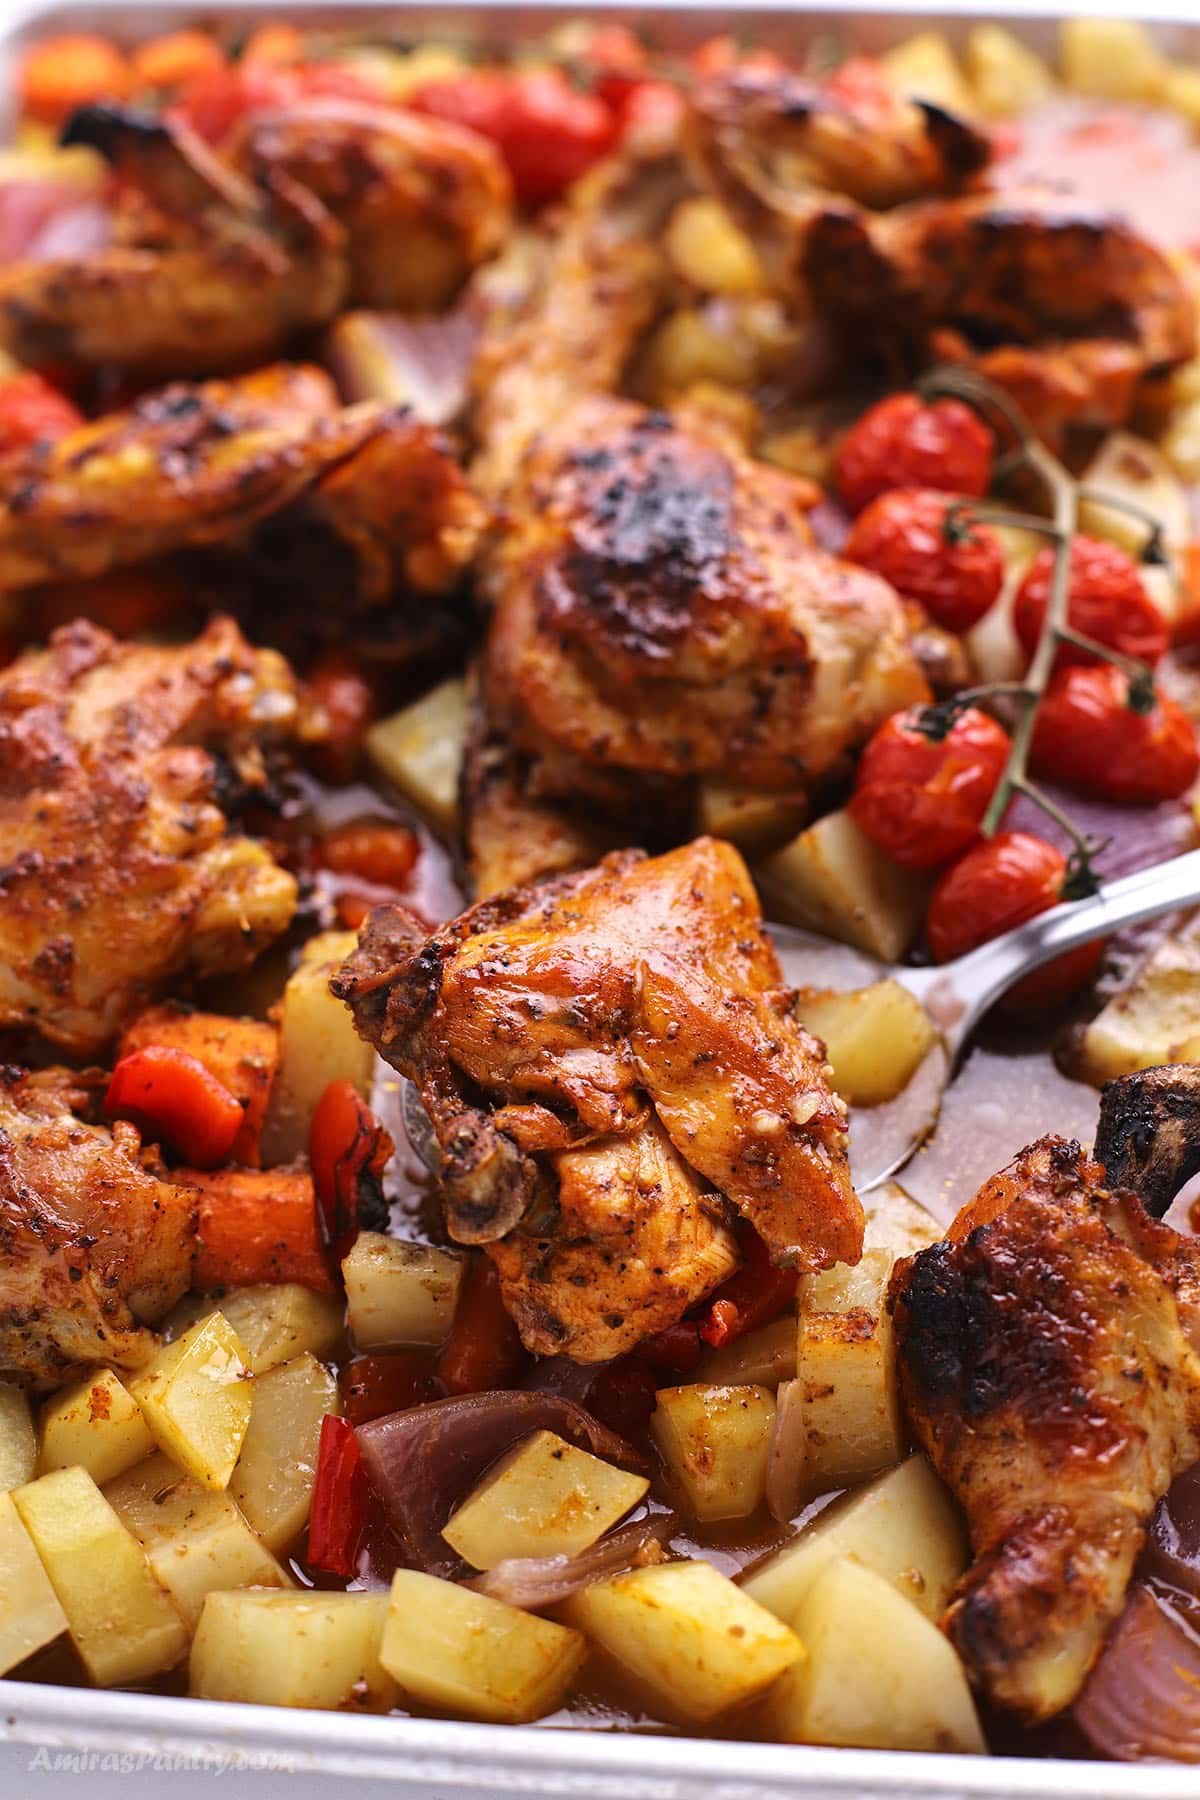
[
  {"left": 399, "top": 849, "right": 1200, "bottom": 1197},
  {"left": 772, "top": 846, "right": 1200, "bottom": 1191}
]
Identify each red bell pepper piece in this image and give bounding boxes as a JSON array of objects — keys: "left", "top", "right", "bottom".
[
  {"left": 697, "top": 1225, "right": 798, "bottom": 1350},
  {"left": 436, "top": 1255, "right": 527, "bottom": 1395},
  {"left": 309, "top": 1079, "right": 393, "bottom": 1268},
  {"left": 340, "top": 1351, "right": 443, "bottom": 1427},
  {"left": 637, "top": 1319, "right": 704, "bottom": 1373},
  {"left": 307, "top": 1415, "right": 370, "bottom": 1578},
  {"left": 105, "top": 1045, "right": 243, "bottom": 1168}
]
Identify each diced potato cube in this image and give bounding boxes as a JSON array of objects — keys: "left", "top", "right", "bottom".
[
  {"left": 756, "top": 811, "right": 932, "bottom": 964},
  {"left": 883, "top": 32, "right": 974, "bottom": 113},
  {"left": 131, "top": 1313, "right": 252, "bottom": 1490},
  {"left": 742, "top": 1453, "right": 967, "bottom": 1624},
  {"left": 0, "top": 1489, "right": 67, "bottom": 1674},
  {"left": 795, "top": 1249, "right": 905, "bottom": 1493},
  {"left": 1079, "top": 919, "right": 1200, "bottom": 1083},
  {"left": 665, "top": 197, "right": 766, "bottom": 297},
  {"left": 1060, "top": 18, "right": 1165, "bottom": 100},
  {"left": 105, "top": 1451, "right": 290, "bottom": 1628},
  {"left": 759, "top": 425, "right": 832, "bottom": 484},
  {"left": 1080, "top": 432, "right": 1191, "bottom": 560},
  {"left": 695, "top": 781, "right": 806, "bottom": 858},
  {"left": 563, "top": 1559, "right": 801, "bottom": 1723},
  {"left": 1165, "top": 66, "right": 1200, "bottom": 131},
  {"left": 1162, "top": 397, "right": 1200, "bottom": 484},
  {"left": 759, "top": 1558, "right": 985, "bottom": 1752},
  {"left": 696, "top": 1313, "right": 796, "bottom": 1387},
  {"left": 792, "top": 980, "right": 937, "bottom": 1107},
  {"left": 195, "top": 1283, "right": 344, "bottom": 1376},
  {"left": 966, "top": 25, "right": 1054, "bottom": 115},
  {"left": 343, "top": 1233, "right": 463, "bottom": 1350},
  {"left": 442, "top": 1429, "right": 647, "bottom": 1569},
  {"left": 0, "top": 1382, "right": 36, "bottom": 1492},
  {"left": 38, "top": 1369, "right": 153, "bottom": 1486},
  {"left": 651, "top": 1385, "right": 775, "bottom": 1522},
  {"left": 366, "top": 678, "right": 468, "bottom": 837},
  {"left": 382, "top": 1569, "right": 587, "bottom": 1723},
  {"left": 260, "top": 932, "right": 374, "bottom": 1164},
  {"left": 13, "top": 1466, "right": 187, "bottom": 1686},
  {"left": 638, "top": 308, "right": 758, "bottom": 406},
  {"left": 229, "top": 1353, "right": 338, "bottom": 1553},
  {"left": 863, "top": 1182, "right": 944, "bottom": 1259},
  {"left": 191, "top": 1590, "right": 396, "bottom": 1710}
]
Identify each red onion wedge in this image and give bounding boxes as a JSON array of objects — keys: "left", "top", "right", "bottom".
[
  {"left": 356, "top": 1391, "right": 643, "bottom": 1576},
  {"left": 325, "top": 302, "right": 481, "bottom": 425},
  {"left": 469, "top": 1512, "right": 679, "bottom": 1610},
  {"left": 1074, "top": 1586, "right": 1200, "bottom": 1762},
  {"left": 1145, "top": 1459, "right": 1200, "bottom": 1608},
  {"left": 765, "top": 1378, "right": 807, "bottom": 1524}
]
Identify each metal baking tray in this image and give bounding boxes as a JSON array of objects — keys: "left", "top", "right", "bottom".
[{"left": 1, "top": 0, "right": 1198, "bottom": 1791}]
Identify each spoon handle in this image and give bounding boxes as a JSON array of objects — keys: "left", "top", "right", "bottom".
[{"left": 901, "top": 847, "right": 1200, "bottom": 1056}]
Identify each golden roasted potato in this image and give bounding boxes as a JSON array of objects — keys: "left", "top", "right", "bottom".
[
  {"left": 1059, "top": 18, "right": 1165, "bottom": 100},
  {"left": 1078, "top": 918, "right": 1200, "bottom": 1083},
  {"left": 228, "top": 1353, "right": 338, "bottom": 1553},
  {"left": 794, "top": 1250, "right": 905, "bottom": 1495},
  {"left": 0, "top": 1383, "right": 36, "bottom": 1493},
  {"left": 191, "top": 1590, "right": 397, "bottom": 1711},
  {"left": 174, "top": 1282, "right": 344, "bottom": 1377},
  {"left": 13, "top": 1465, "right": 187, "bottom": 1686},
  {"left": 965, "top": 25, "right": 1054, "bottom": 114},
  {"left": 38, "top": 1368, "right": 153, "bottom": 1486},
  {"left": 650, "top": 1385, "right": 775, "bottom": 1522},
  {"left": 756, "top": 812, "right": 932, "bottom": 964},
  {"left": 563, "top": 1560, "right": 801, "bottom": 1723},
  {"left": 260, "top": 931, "right": 375, "bottom": 1165},
  {"left": 665, "top": 197, "right": 766, "bottom": 298},
  {"left": 758, "top": 1558, "right": 986, "bottom": 1752},
  {"left": 343, "top": 1233, "right": 464, "bottom": 1350},
  {"left": 131, "top": 1312, "right": 252, "bottom": 1491},
  {"left": 696, "top": 1314, "right": 796, "bottom": 1388},
  {"left": 0, "top": 1489, "right": 67, "bottom": 1675},
  {"left": 792, "top": 981, "right": 937, "bottom": 1107},
  {"left": 442, "top": 1429, "right": 648, "bottom": 1569},
  {"left": 367, "top": 678, "right": 468, "bottom": 837},
  {"left": 382, "top": 1570, "right": 587, "bottom": 1723}
]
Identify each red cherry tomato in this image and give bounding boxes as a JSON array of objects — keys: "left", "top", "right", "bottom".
[
  {"left": 849, "top": 706, "right": 1011, "bottom": 870},
  {"left": 835, "top": 393, "right": 994, "bottom": 515},
  {"left": 1031, "top": 664, "right": 1200, "bottom": 804},
  {"left": 408, "top": 68, "right": 619, "bottom": 207},
  {"left": 309, "top": 1079, "right": 393, "bottom": 1269},
  {"left": 844, "top": 488, "right": 1004, "bottom": 633},
  {"left": 105, "top": 1046, "right": 243, "bottom": 1168},
  {"left": 1014, "top": 536, "right": 1169, "bottom": 670},
  {"left": 926, "top": 832, "right": 1103, "bottom": 1009},
  {"left": 173, "top": 59, "right": 377, "bottom": 145},
  {"left": 0, "top": 372, "right": 83, "bottom": 458}
]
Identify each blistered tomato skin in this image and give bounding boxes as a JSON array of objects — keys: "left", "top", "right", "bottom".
[
  {"left": 1032, "top": 665, "right": 1200, "bottom": 804},
  {"left": 408, "top": 68, "right": 619, "bottom": 206},
  {"left": 850, "top": 706, "right": 1011, "bottom": 870},
  {"left": 844, "top": 488, "right": 1004, "bottom": 633},
  {"left": 1014, "top": 536, "right": 1170, "bottom": 670},
  {"left": 834, "top": 394, "right": 995, "bottom": 515},
  {"left": 926, "top": 831, "right": 1103, "bottom": 1008}
]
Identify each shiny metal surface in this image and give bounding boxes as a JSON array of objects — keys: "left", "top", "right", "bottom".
[{"left": 1, "top": 2, "right": 1197, "bottom": 1791}]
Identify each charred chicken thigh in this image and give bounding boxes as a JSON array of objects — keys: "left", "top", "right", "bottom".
[
  {"left": 333, "top": 837, "right": 861, "bottom": 1361},
  {"left": 891, "top": 1134, "right": 1200, "bottom": 1723},
  {"left": 0, "top": 614, "right": 311, "bottom": 1055},
  {"left": 0, "top": 1069, "right": 195, "bottom": 1387}
]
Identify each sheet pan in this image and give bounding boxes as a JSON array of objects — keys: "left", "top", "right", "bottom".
[{"left": 0, "top": 2, "right": 1195, "bottom": 1790}]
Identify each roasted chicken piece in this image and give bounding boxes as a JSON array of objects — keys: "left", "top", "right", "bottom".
[
  {"left": 0, "top": 615, "right": 311, "bottom": 1055},
  {"left": 684, "top": 64, "right": 989, "bottom": 273},
  {"left": 0, "top": 1069, "right": 195, "bottom": 1387},
  {"left": 333, "top": 837, "right": 861, "bottom": 1361},
  {"left": 470, "top": 395, "right": 928, "bottom": 893},
  {"left": 0, "top": 362, "right": 483, "bottom": 607},
  {"left": 891, "top": 1134, "right": 1200, "bottom": 1722},
  {"left": 0, "top": 100, "right": 510, "bottom": 374}
]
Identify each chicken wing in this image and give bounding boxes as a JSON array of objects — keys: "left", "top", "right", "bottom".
[
  {"left": 471, "top": 394, "right": 928, "bottom": 891},
  {"left": 0, "top": 1070, "right": 195, "bottom": 1388},
  {"left": 0, "top": 615, "right": 310, "bottom": 1055},
  {"left": 333, "top": 837, "right": 861, "bottom": 1362},
  {"left": 0, "top": 363, "right": 484, "bottom": 607},
  {"left": 0, "top": 99, "right": 511, "bottom": 374},
  {"left": 891, "top": 1135, "right": 1200, "bottom": 1722}
]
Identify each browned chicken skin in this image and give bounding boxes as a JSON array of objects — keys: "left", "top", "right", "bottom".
[
  {"left": 472, "top": 395, "right": 928, "bottom": 893},
  {"left": 0, "top": 363, "right": 484, "bottom": 606},
  {"left": 0, "top": 1069, "right": 195, "bottom": 1388},
  {"left": 333, "top": 838, "right": 861, "bottom": 1361},
  {"left": 0, "top": 615, "right": 312, "bottom": 1055},
  {"left": 0, "top": 100, "right": 511, "bottom": 374},
  {"left": 891, "top": 1136, "right": 1200, "bottom": 1722}
]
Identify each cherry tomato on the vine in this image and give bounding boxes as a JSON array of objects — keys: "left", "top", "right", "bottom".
[
  {"left": 843, "top": 488, "right": 1004, "bottom": 633},
  {"left": 834, "top": 393, "right": 994, "bottom": 515},
  {"left": 926, "top": 831, "right": 1103, "bottom": 1009},
  {"left": 408, "top": 67, "right": 619, "bottom": 206},
  {"left": 849, "top": 706, "right": 1011, "bottom": 870},
  {"left": 1031, "top": 664, "right": 1200, "bottom": 804},
  {"left": 1013, "top": 536, "right": 1169, "bottom": 670}
]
